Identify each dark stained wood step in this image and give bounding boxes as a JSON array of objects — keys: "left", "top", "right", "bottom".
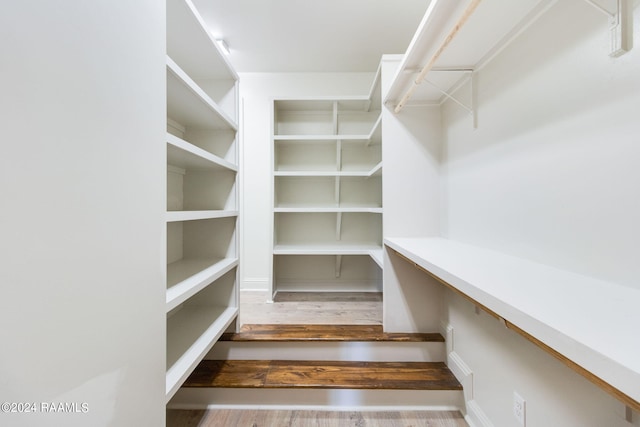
[
  {"left": 184, "top": 360, "right": 462, "bottom": 391},
  {"left": 221, "top": 324, "right": 444, "bottom": 342}
]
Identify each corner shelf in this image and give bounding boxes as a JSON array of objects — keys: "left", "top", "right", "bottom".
[
  {"left": 270, "top": 67, "right": 383, "bottom": 299},
  {"left": 165, "top": 0, "right": 239, "bottom": 403}
]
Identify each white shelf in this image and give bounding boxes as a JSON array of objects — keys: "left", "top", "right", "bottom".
[
  {"left": 167, "top": 133, "right": 237, "bottom": 172},
  {"left": 167, "top": 56, "right": 237, "bottom": 131},
  {"left": 166, "top": 0, "right": 237, "bottom": 81},
  {"left": 385, "top": 0, "right": 554, "bottom": 107},
  {"left": 166, "top": 305, "right": 238, "bottom": 401},
  {"left": 274, "top": 243, "right": 382, "bottom": 256},
  {"left": 384, "top": 237, "right": 640, "bottom": 405},
  {"left": 274, "top": 206, "right": 382, "bottom": 213},
  {"left": 166, "top": 257, "right": 238, "bottom": 311},
  {"left": 369, "top": 249, "right": 384, "bottom": 268},
  {"left": 274, "top": 164, "right": 382, "bottom": 178},
  {"left": 274, "top": 134, "right": 375, "bottom": 141},
  {"left": 166, "top": 210, "right": 238, "bottom": 222},
  {"left": 275, "top": 97, "right": 378, "bottom": 113}
]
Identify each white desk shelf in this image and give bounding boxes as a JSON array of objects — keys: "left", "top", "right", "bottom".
[{"left": 384, "top": 237, "right": 640, "bottom": 409}]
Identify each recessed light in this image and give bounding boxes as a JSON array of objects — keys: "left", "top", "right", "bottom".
[{"left": 215, "top": 39, "right": 230, "bottom": 55}]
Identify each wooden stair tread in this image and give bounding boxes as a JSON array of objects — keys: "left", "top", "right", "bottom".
[
  {"left": 184, "top": 360, "right": 462, "bottom": 390},
  {"left": 221, "top": 324, "right": 444, "bottom": 342}
]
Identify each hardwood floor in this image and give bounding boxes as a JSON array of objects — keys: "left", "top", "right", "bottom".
[
  {"left": 222, "top": 324, "right": 444, "bottom": 342},
  {"left": 239, "top": 291, "right": 382, "bottom": 325},
  {"left": 184, "top": 360, "right": 462, "bottom": 390},
  {"left": 167, "top": 409, "right": 469, "bottom": 427}
]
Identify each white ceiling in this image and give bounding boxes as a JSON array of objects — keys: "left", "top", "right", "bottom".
[{"left": 193, "top": 0, "right": 431, "bottom": 73}]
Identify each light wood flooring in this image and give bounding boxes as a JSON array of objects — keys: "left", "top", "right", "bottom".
[
  {"left": 166, "top": 409, "right": 469, "bottom": 427},
  {"left": 239, "top": 291, "right": 382, "bottom": 325}
]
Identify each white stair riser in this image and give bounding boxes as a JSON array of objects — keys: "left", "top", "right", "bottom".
[
  {"left": 169, "top": 388, "right": 464, "bottom": 410},
  {"left": 206, "top": 341, "right": 445, "bottom": 362}
]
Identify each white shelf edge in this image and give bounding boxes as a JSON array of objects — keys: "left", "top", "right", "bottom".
[
  {"left": 274, "top": 171, "right": 376, "bottom": 177},
  {"left": 273, "top": 134, "right": 372, "bottom": 141},
  {"left": 368, "top": 162, "right": 383, "bottom": 177},
  {"left": 366, "top": 114, "right": 383, "bottom": 145},
  {"left": 274, "top": 207, "right": 382, "bottom": 214},
  {"left": 166, "top": 210, "right": 238, "bottom": 222},
  {"left": 166, "top": 257, "right": 239, "bottom": 312},
  {"left": 167, "top": 132, "right": 238, "bottom": 172},
  {"left": 369, "top": 249, "right": 384, "bottom": 268},
  {"left": 166, "top": 55, "right": 238, "bottom": 131},
  {"left": 273, "top": 244, "right": 383, "bottom": 256},
  {"left": 383, "top": 0, "right": 442, "bottom": 105},
  {"left": 366, "top": 62, "right": 383, "bottom": 106},
  {"left": 166, "top": 305, "right": 238, "bottom": 402}
]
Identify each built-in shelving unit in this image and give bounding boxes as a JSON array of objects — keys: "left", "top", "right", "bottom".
[
  {"left": 270, "top": 69, "right": 383, "bottom": 299},
  {"left": 165, "top": 0, "right": 239, "bottom": 402}
]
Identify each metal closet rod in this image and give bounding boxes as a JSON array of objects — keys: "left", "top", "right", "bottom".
[{"left": 394, "top": 0, "right": 483, "bottom": 114}]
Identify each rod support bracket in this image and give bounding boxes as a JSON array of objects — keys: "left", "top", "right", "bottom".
[{"left": 608, "top": 0, "right": 632, "bottom": 57}]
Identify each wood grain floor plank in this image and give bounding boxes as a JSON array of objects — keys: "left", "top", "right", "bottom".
[
  {"left": 240, "top": 290, "right": 382, "bottom": 325},
  {"left": 183, "top": 360, "right": 462, "bottom": 390},
  {"left": 167, "top": 409, "right": 469, "bottom": 427},
  {"left": 222, "top": 324, "right": 444, "bottom": 342}
]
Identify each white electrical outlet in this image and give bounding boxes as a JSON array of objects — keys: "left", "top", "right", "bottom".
[{"left": 513, "top": 392, "right": 526, "bottom": 426}]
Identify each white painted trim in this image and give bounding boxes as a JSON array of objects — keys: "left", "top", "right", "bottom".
[
  {"left": 465, "top": 400, "right": 494, "bottom": 427},
  {"left": 441, "top": 321, "right": 454, "bottom": 355},
  {"left": 448, "top": 351, "right": 473, "bottom": 402},
  {"left": 241, "top": 278, "right": 269, "bottom": 291}
]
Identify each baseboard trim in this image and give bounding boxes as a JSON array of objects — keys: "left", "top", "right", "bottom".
[
  {"left": 465, "top": 399, "right": 494, "bottom": 427},
  {"left": 241, "top": 278, "right": 269, "bottom": 291},
  {"left": 448, "top": 351, "right": 473, "bottom": 402}
]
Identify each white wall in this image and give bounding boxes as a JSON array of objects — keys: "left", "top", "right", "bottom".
[
  {"left": 437, "top": 0, "right": 640, "bottom": 425},
  {"left": 0, "top": 2, "right": 165, "bottom": 426},
  {"left": 239, "top": 72, "right": 375, "bottom": 291},
  {"left": 442, "top": 0, "right": 640, "bottom": 290},
  {"left": 381, "top": 56, "right": 444, "bottom": 332}
]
